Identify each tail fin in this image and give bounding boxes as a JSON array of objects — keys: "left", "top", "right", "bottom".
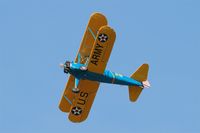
[{"left": 128, "top": 64, "right": 150, "bottom": 102}]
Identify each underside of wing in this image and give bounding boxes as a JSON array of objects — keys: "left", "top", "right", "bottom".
[
  {"left": 87, "top": 26, "right": 116, "bottom": 74},
  {"left": 68, "top": 80, "right": 100, "bottom": 123},
  {"left": 75, "top": 13, "right": 107, "bottom": 64}
]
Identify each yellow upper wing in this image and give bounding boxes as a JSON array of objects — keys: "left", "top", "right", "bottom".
[
  {"left": 68, "top": 80, "right": 99, "bottom": 122},
  {"left": 75, "top": 13, "right": 108, "bottom": 64},
  {"left": 59, "top": 13, "right": 107, "bottom": 112},
  {"left": 59, "top": 75, "right": 75, "bottom": 112},
  {"left": 87, "top": 26, "right": 116, "bottom": 74}
]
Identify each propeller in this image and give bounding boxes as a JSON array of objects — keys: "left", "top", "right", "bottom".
[{"left": 59, "top": 63, "right": 65, "bottom": 68}]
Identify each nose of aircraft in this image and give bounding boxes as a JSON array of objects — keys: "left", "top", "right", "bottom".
[{"left": 60, "top": 61, "right": 71, "bottom": 73}]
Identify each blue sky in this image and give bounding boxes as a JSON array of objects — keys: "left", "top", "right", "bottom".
[{"left": 0, "top": 0, "right": 200, "bottom": 133}]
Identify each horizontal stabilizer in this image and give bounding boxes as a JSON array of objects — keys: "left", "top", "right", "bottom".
[{"left": 129, "top": 86, "right": 143, "bottom": 102}]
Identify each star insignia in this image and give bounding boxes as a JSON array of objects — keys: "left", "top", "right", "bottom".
[
  {"left": 71, "top": 106, "right": 82, "bottom": 116},
  {"left": 98, "top": 33, "right": 108, "bottom": 42}
]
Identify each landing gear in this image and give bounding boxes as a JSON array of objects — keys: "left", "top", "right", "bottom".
[{"left": 72, "top": 88, "right": 80, "bottom": 93}]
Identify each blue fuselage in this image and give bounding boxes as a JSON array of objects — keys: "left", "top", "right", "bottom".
[{"left": 67, "top": 62, "right": 142, "bottom": 87}]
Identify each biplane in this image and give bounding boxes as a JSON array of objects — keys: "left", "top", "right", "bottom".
[{"left": 59, "top": 13, "right": 150, "bottom": 123}]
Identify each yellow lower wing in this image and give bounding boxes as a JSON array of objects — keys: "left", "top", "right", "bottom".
[
  {"left": 87, "top": 26, "right": 116, "bottom": 74},
  {"left": 68, "top": 80, "right": 100, "bottom": 122}
]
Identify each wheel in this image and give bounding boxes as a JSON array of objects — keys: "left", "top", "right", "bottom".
[{"left": 72, "top": 88, "right": 80, "bottom": 93}]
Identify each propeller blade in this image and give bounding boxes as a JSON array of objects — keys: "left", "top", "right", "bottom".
[{"left": 59, "top": 63, "right": 64, "bottom": 68}]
